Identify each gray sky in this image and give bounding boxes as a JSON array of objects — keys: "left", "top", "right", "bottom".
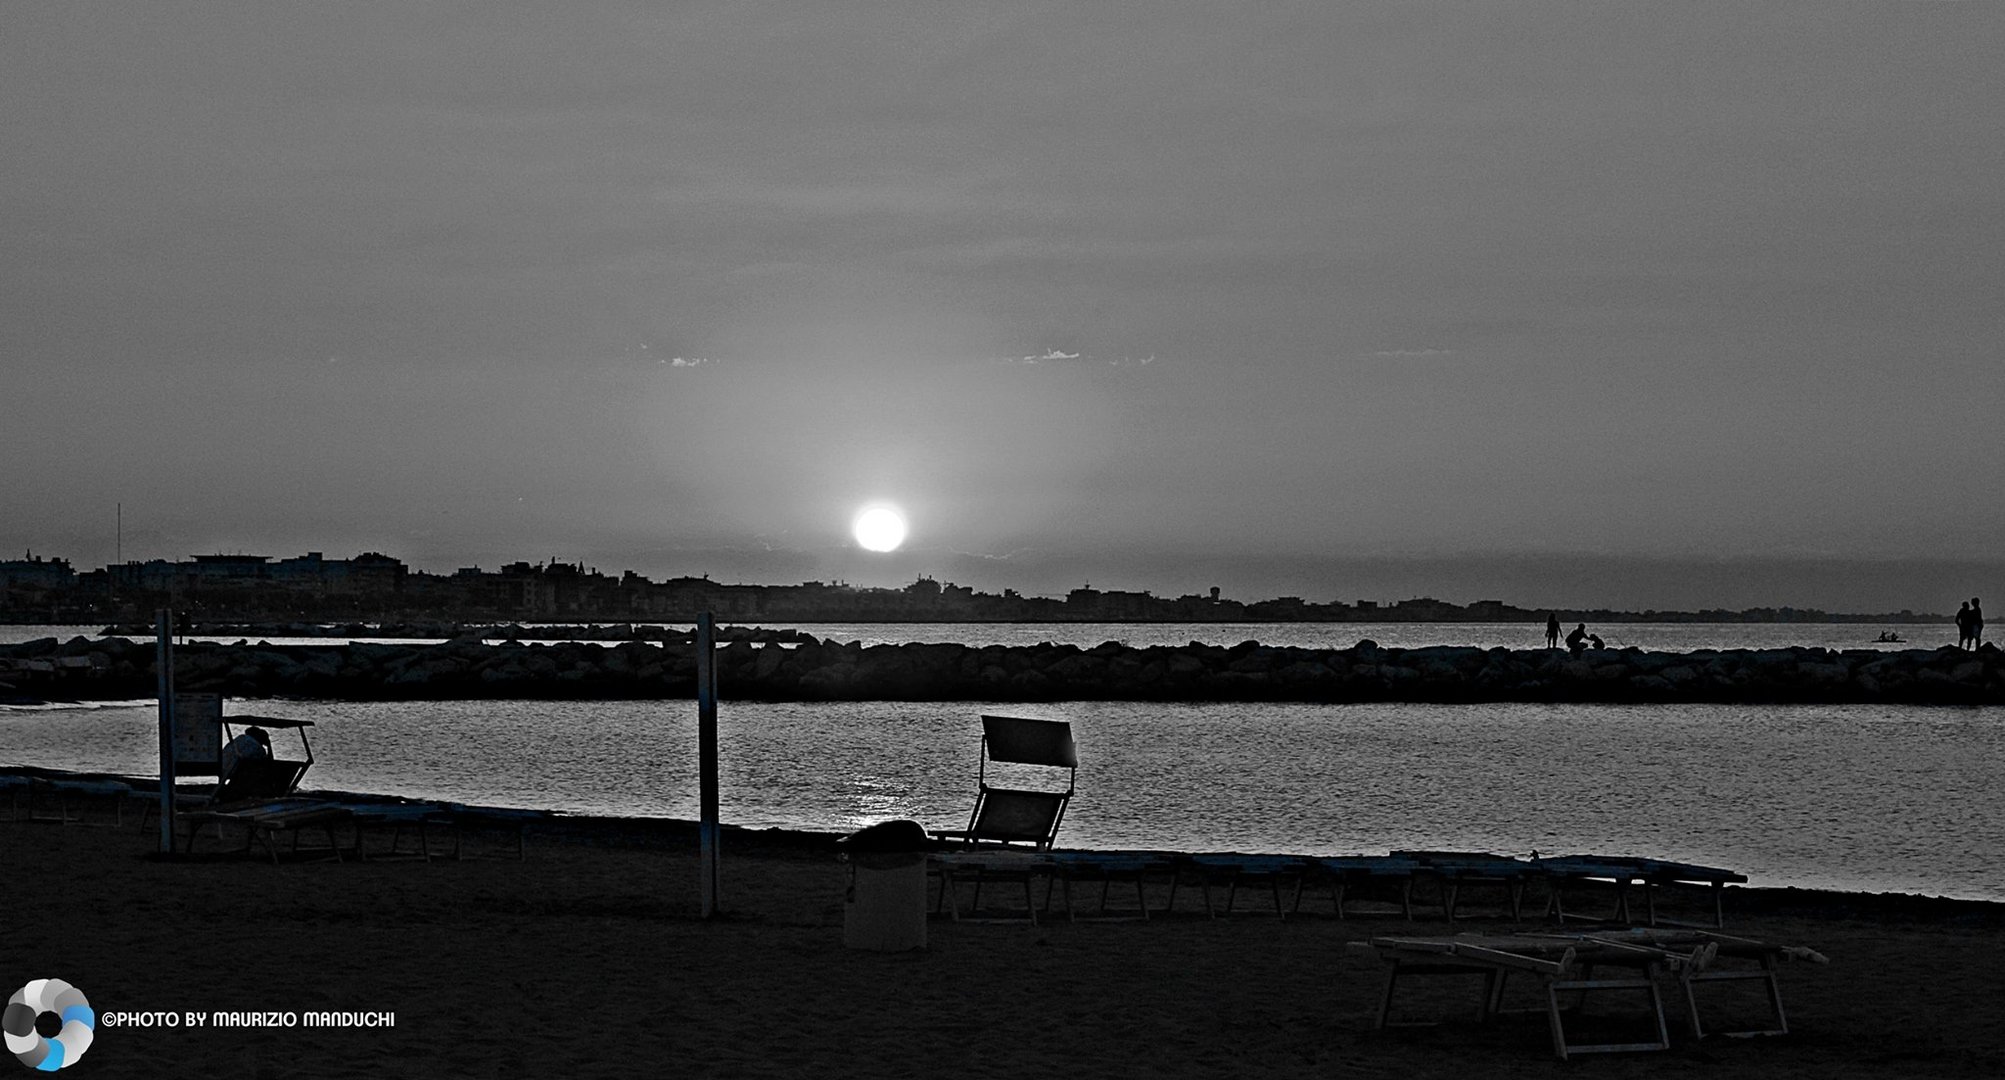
[{"left": 5, "top": 2, "right": 2001, "bottom": 611}]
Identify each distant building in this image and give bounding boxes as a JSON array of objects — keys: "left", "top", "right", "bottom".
[{"left": 0, "top": 553, "right": 76, "bottom": 591}]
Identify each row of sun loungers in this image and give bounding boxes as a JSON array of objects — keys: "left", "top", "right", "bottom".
[
  {"left": 930, "top": 849, "right": 1746, "bottom": 926},
  {"left": 179, "top": 800, "right": 549, "bottom": 863},
  {"left": 0, "top": 768, "right": 146, "bottom": 826},
  {"left": 3, "top": 768, "right": 548, "bottom": 863}
]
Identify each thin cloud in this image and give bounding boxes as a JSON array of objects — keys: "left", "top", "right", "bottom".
[
  {"left": 1002, "top": 349, "right": 1155, "bottom": 367},
  {"left": 665, "top": 356, "right": 714, "bottom": 367},
  {"left": 1368, "top": 348, "right": 1455, "bottom": 360}
]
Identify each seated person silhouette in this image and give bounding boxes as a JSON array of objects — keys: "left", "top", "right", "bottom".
[
  {"left": 1588, "top": 634, "right": 1605, "bottom": 650},
  {"left": 219, "top": 726, "right": 272, "bottom": 786},
  {"left": 1565, "top": 624, "right": 1589, "bottom": 654}
]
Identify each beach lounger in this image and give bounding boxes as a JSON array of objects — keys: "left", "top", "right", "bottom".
[
  {"left": 932, "top": 715, "right": 1078, "bottom": 850},
  {"left": 1292, "top": 855, "right": 1425, "bottom": 919},
  {"left": 1393, "top": 850, "right": 1536, "bottom": 921},
  {"left": 930, "top": 715, "right": 1078, "bottom": 921},
  {"left": 1165, "top": 854, "right": 1304, "bottom": 919},
  {"left": 138, "top": 715, "right": 320, "bottom": 831},
  {"left": 1, "top": 770, "right": 140, "bottom": 826},
  {"left": 1367, "top": 932, "right": 1674, "bottom": 1059},
  {"left": 440, "top": 805, "right": 550, "bottom": 860},
  {"left": 1539, "top": 927, "right": 1821, "bottom": 1039},
  {"left": 1365, "top": 927, "right": 1819, "bottom": 1058},
  {"left": 929, "top": 850, "right": 1054, "bottom": 923},
  {"left": 179, "top": 798, "right": 351, "bottom": 864},
  {"left": 346, "top": 803, "right": 456, "bottom": 861},
  {"left": 1534, "top": 855, "right": 1746, "bottom": 928},
  {"left": 1041, "top": 851, "right": 1179, "bottom": 921}
]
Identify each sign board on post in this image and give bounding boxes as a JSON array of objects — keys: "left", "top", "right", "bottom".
[{"left": 172, "top": 693, "right": 223, "bottom": 775}]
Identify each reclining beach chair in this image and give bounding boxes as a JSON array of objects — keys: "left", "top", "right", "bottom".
[
  {"left": 931, "top": 715, "right": 1078, "bottom": 921},
  {"left": 936, "top": 714, "right": 1077, "bottom": 849}
]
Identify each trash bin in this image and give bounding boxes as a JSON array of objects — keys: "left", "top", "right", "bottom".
[{"left": 839, "top": 819, "right": 930, "bottom": 952}]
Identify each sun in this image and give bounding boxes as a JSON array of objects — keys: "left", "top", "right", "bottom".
[{"left": 852, "top": 504, "right": 908, "bottom": 552}]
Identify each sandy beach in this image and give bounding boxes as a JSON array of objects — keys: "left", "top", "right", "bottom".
[{"left": 6, "top": 807, "right": 2002, "bottom": 1080}]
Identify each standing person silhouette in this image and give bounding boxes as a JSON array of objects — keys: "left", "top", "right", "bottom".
[
  {"left": 1972, "top": 598, "right": 1985, "bottom": 649},
  {"left": 1956, "top": 601, "right": 1973, "bottom": 650},
  {"left": 1545, "top": 613, "right": 1561, "bottom": 649}
]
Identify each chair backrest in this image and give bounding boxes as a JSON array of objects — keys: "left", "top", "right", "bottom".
[
  {"left": 965, "top": 788, "right": 1070, "bottom": 849},
  {"left": 962, "top": 716, "right": 1077, "bottom": 848},
  {"left": 982, "top": 715, "right": 1077, "bottom": 769}
]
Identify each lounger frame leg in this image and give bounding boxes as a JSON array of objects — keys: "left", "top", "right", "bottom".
[
  {"left": 1682, "top": 955, "right": 1788, "bottom": 1039},
  {"left": 1542, "top": 969, "right": 1671, "bottom": 1060}
]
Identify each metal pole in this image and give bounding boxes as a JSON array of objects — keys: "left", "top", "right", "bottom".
[
  {"left": 696, "top": 610, "right": 720, "bottom": 917},
  {"left": 155, "top": 609, "right": 176, "bottom": 855}
]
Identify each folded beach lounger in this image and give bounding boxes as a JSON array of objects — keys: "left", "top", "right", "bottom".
[
  {"left": 1535, "top": 927, "right": 1823, "bottom": 1040},
  {"left": 1367, "top": 931, "right": 1675, "bottom": 1059},
  {"left": 1534, "top": 855, "right": 1747, "bottom": 928},
  {"left": 1366, "top": 927, "right": 1820, "bottom": 1058}
]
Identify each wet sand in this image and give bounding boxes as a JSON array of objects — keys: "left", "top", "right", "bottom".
[{"left": 8, "top": 812, "right": 2005, "bottom": 1079}]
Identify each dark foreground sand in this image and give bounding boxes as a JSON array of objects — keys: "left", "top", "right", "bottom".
[{"left": 8, "top": 813, "right": 2004, "bottom": 1079}]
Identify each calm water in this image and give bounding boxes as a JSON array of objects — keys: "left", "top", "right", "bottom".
[
  {"left": 4, "top": 697, "right": 1999, "bottom": 902},
  {"left": 0, "top": 621, "right": 1958, "bottom": 651}
]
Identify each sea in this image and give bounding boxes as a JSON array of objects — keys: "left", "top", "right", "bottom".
[{"left": 4, "top": 622, "right": 1997, "bottom": 902}]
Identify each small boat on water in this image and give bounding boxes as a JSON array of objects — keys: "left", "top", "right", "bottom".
[{"left": 1873, "top": 631, "right": 1906, "bottom": 643}]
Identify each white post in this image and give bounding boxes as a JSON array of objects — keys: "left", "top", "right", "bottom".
[
  {"left": 696, "top": 611, "right": 720, "bottom": 917},
  {"left": 155, "top": 609, "right": 176, "bottom": 855}
]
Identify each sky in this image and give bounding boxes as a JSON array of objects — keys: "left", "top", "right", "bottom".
[{"left": 4, "top": 2, "right": 2002, "bottom": 613}]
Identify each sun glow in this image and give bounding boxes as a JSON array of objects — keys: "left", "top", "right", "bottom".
[{"left": 852, "top": 504, "right": 908, "bottom": 552}]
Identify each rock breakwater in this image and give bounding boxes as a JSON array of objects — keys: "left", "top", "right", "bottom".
[{"left": 4, "top": 635, "right": 2001, "bottom": 705}]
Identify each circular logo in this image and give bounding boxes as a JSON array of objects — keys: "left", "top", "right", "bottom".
[{"left": 4, "top": 981, "right": 94, "bottom": 1071}]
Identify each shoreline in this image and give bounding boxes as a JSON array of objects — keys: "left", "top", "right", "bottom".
[{"left": 15, "top": 765, "right": 2003, "bottom": 917}]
